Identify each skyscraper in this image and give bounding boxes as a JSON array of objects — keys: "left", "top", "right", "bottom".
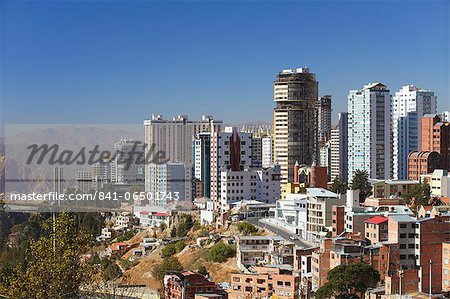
[
  {"left": 392, "top": 85, "right": 436, "bottom": 179},
  {"left": 262, "top": 136, "right": 274, "bottom": 168},
  {"left": 193, "top": 132, "right": 211, "bottom": 198},
  {"left": 330, "top": 112, "right": 348, "bottom": 182},
  {"left": 273, "top": 68, "right": 318, "bottom": 193},
  {"left": 210, "top": 127, "right": 252, "bottom": 210},
  {"left": 114, "top": 139, "right": 145, "bottom": 185},
  {"left": 347, "top": 83, "right": 391, "bottom": 180},
  {"left": 317, "top": 95, "right": 332, "bottom": 146},
  {"left": 144, "top": 114, "right": 222, "bottom": 200}
]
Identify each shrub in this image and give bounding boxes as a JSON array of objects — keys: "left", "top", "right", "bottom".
[
  {"left": 236, "top": 222, "right": 258, "bottom": 235},
  {"left": 206, "top": 242, "right": 236, "bottom": 263},
  {"left": 152, "top": 256, "right": 183, "bottom": 281}
]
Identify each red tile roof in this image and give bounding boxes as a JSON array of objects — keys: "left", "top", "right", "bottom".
[
  {"left": 153, "top": 212, "right": 169, "bottom": 217},
  {"left": 365, "top": 216, "right": 388, "bottom": 225}
]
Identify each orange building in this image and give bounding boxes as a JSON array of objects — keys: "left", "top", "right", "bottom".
[
  {"left": 443, "top": 242, "right": 450, "bottom": 292},
  {"left": 420, "top": 114, "right": 450, "bottom": 170},
  {"left": 228, "top": 267, "right": 300, "bottom": 299},
  {"left": 407, "top": 151, "right": 440, "bottom": 181},
  {"left": 416, "top": 215, "right": 450, "bottom": 294},
  {"left": 164, "top": 272, "right": 224, "bottom": 299}
]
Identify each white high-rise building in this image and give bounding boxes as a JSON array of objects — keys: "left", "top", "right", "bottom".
[
  {"left": 442, "top": 110, "right": 450, "bottom": 122},
  {"left": 262, "top": 136, "right": 274, "bottom": 168},
  {"left": 219, "top": 165, "right": 281, "bottom": 211},
  {"left": 330, "top": 112, "right": 349, "bottom": 182},
  {"left": 210, "top": 127, "right": 252, "bottom": 210},
  {"left": 319, "top": 140, "right": 331, "bottom": 180},
  {"left": 114, "top": 139, "right": 145, "bottom": 185},
  {"left": 147, "top": 162, "right": 186, "bottom": 204},
  {"left": 193, "top": 132, "right": 211, "bottom": 198},
  {"left": 143, "top": 114, "right": 222, "bottom": 200},
  {"left": 347, "top": 83, "right": 391, "bottom": 181},
  {"left": 392, "top": 85, "right": 437, "bottom": 179}
]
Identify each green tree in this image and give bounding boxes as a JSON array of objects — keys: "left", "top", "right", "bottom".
[
  {"left": 206, "top": 242, "right": 236, "bottom": 262},
  {"left": 198, "top": 265, "right": 209, "bottom": 277},
  {"left": 330, "top": 177, "right": 348, "bottom": 194},
  {"left": 100, "top": 257, "right": 122, "bottom": 281},
  {"left": 236, "top": 221, "right": 258, "bottom": 235},
  {"left": 161, "top": 244, "right": 177, "bottom": 258},
  {"left": 401, "top": 178, "right": 431, "bottom": 209},
  {"left": 159, "top": 222, "right": 167, "bottom": 232},
  {"left": 350, "top": 170, "right": 372, "bottom": 202},
  {"left": 152, "top": 256, "right": 183, "bottom": 281},
  {"left": 315, "top": 262, "right": 380, "bottom": 299},
  {"left": 4, "top": 213, "right": 92, "bottom": 299}
]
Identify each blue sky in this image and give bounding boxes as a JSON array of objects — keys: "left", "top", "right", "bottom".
[{"left": 1, "top": 0, "right": 449, "bottom": 126}]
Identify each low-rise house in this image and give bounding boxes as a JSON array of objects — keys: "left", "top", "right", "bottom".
[
  {"left": 138, "top": 210, "right": 170, "bottom": 227},
  {"left": 164, "top": 271, "right": 226, "bottom": 299},
  {"left": 115, "top": 212, "right": 133, "bottom": 229},
  {"left": 370, "top": 179, "right": 420, "bottom": 199},
  {"left": 235, "top": 235, "right": 285, "bottom": 270},
  {"left": 306, "top": 188, "right": 345, "bottom": 240},
  {"left": 421, "top": 169, "right": 450, "bottom": 198},
  {"left": 141, "top": 237, "right": 159, "bottom": 250},
  {"left": 107, "top": 242, "right": 129, "bottom": 257},
  {"left": 418, "top": 205, "right": 434, "bottom": 218}
]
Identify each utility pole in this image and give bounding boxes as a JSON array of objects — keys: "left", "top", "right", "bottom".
[
  {"left": 53, "top": 167, "right": 63, "bottom": 253},
  {"left": 429, "top": 260, "right": 433, "bottom": 299},
  {"left": 399, "top": 269, "right": 404, "bottom": 298}
]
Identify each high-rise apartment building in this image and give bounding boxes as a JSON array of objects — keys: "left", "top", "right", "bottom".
[
  {"left": 251, "top": 136, "right": 263, "bottom": 168},
  {"left": 392, "top": 85, "right": 436, "bottom": 179},
  {"left": 420, "top": 114, "right": 450, "bottom": 171},
  {"left": 262, "top": 136, "right": 274, "bottom": 168},
  {"left": 210, "top": 127, "right": 252, "bottom": 210},
  {"left": 273, "top": 68, "right": 318, "bottom": 193},
  {"left": 319, "top": 140, "right": 331, "bottom": 180},
  {"left": 347, "top": 83, "right": 391, "bottom": 181},
  {"left": 317, "top": 95, "right": 332, "bottom": 146},
  {"left": 330, "top": 112, "right": 348, "bottom": 182},
  {"left": 143, "top": 114, "right": 222, "bottom": 200},
  {"left": 193, "top": 132, "right": 211, "bottom": 198},
  {"left": 114, "top": 139, "right": 145, "bottom": 185},
  {"left": 147, "top": 162, "right": 186, "bottom": 203}
]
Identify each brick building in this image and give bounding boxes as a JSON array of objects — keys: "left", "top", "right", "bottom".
[
  {"left": 164, "top": 272, "right": 225, "bottom": 299},
  {"left": 420, "top": 114, "right": 450, "bottom": 170},
  {"left": 415, "top": 215, "right": 450, "bottom": 294},
  {"left": 331, "top": 205, "right": 345, "bottom": 237},
  {"left": 364, "top": 216, "right": 388, "bottom": 244},
  {"left": 407, "top": 151, "right": 440, "bottom": 181},
  {"left": 228, "top": 267, "right": 300, "bottom": 299},
  {"left": 443, "top": 242, "right": 450, "bottom": 292},
  {"left": 387, "top": 214, "right": 417, "bottom": 270}
]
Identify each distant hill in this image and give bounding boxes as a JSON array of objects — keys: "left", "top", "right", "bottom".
[{"left": 4, "top": 126, "right": 143, "bottom": 191}]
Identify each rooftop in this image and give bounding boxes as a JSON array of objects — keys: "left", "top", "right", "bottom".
[
  {"left": 306, "top": 188, "right": 338, "bottom": 198},
  {"left": 365, "top": 216, "right": 388, "bottom": 225}
]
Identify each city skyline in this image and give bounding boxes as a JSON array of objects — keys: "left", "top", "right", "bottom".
[{"left": 2, "top": 1, "right": 449, "bottom": 126}]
